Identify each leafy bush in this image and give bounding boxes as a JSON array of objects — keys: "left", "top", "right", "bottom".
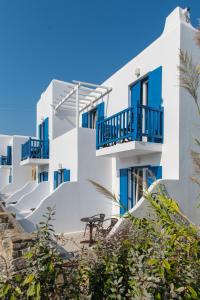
[
  {"left": 78, "top": 190, "right": 200, "bottom": 299},
  {"left": 0, "top": 191, "right": 199, "bottom": 299}
]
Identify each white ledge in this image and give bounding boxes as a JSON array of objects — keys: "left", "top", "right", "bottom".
[
  {"left": 20, "top": 158, "right": 49, "bottom": 166},
  {"left": 96, "top": 141, "right": 162, "bottom": 158}
]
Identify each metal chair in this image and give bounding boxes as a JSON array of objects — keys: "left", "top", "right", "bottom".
[
  {"left": 95, "top": 217, "right": 118, "bottom": 238},
  {"left": 84, "top": 213, "right": 105, "bottom": 237}
]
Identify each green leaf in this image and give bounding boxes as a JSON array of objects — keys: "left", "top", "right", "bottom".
[
  {"left": 23, "top": 274, "right": 35, "bottom": 285},
  {"left": 27, "top": 283, "right": 36, "bottom": 297},
  {"left": 36, "top": 282, "right": 41, "bottom": 299},
  {"left": 148, "top": 258, "right": 158, "bottom": 265},
  {"left": 188, "top": 286, "right": 197, "bottom": 298},
  {"left": 10, "top": 295, "right": 16, "bottom": 300},
  {"left": 0, "top": 283, "right": 11, "bottom": 296},
  {"left": 162, "top": 260, "right": 170, "bottom": 270},
  {"left": 15, "top": 287, "right": 22, "bottom": 295}
]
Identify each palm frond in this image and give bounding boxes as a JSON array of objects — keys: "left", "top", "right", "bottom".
[
  {"left": 178, "top": 50, "right": 200, "bottom": 114},
  {"left": 195, "top": 25, "right": 200, "bottom": 48},
  {"left": 88, "top": 179, "right": 119, "bottom": 204}
]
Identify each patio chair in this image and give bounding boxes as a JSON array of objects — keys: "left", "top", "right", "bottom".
[
  {"left": 84, "top": 213, "right": 105, "bottom": 237},
  {"left": 95, "top": 217, "right": 118, "bottom": 238}
]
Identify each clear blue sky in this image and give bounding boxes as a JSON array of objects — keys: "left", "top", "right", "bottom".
[{"left": 0, "top": 0, "right": 198, "bottom": 136}]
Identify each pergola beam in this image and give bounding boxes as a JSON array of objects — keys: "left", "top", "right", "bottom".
[
  {"left": 72, "top": 80, "right": 111, "bottom": 91},
  {"left": 54, "top": 86, "right": 77, "bottom": 112},
  {"left": 53, "top": 80, "right": 112, "bottom": 115}
]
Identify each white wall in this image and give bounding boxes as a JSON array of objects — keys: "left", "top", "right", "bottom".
[
  {"left": 52, "top": 80, "right": 76, "bottom": 139},
  {"left": 20, "top": 127, "right": 113, "bottom": 233},
  {"left": 49, "top": 128, "right": 78, "bottom": 190},
  {"left": 37, "top": 82, "right": 53, "bottom": 140},
  {"left": 8, "top": 181, "right": 50, "bottom": 213},
  {"left": 6, "top": 181, "right": 37, "bottom": 205},
  {"left": 20, "top": 180, "right": 113, "bottom": 233},
  {"left": 12, "top": 136, "right": 33, "bottom": 189},
  {"left": 0, "top": 135, "right": 32, "bottom": 193}
]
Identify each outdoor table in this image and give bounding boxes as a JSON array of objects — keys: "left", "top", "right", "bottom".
[{"left": 80, "top": 217, "right": 101, "bottom": 246}]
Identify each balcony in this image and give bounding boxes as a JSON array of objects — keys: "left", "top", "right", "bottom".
[
  {"left": 96, "top": 104, "right": 163, "bottom": 157},
  {"left": 21, "top": 138, "right": 49, "bottom": 166}
]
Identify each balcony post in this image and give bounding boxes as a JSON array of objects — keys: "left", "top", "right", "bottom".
[
  {"left": 29, "top": 137, "right": 31, "bottom": 158},
  {"left": 96, "top": 122, "right": 99, "bottom": 150},
  {"left": 133, "top": 101, "right": 139, "bottom": 141}
]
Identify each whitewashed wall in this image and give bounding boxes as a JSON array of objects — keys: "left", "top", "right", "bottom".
[
  {"left": 0, "top": 135, "right": 33, "bottom": 194},
  {"left": 21, "top": 127, "right": 113, "bottom": 233}
]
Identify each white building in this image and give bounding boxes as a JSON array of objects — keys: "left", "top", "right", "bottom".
[
  {"left": 5, "top": 7, "right": 200, "bottom": 233},
  {"left": 0, "top": 135, "right": 33, "bottom": 199}
]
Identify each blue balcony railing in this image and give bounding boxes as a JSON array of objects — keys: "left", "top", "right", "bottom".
[
  {"left": 21, "top": 138, "right": 49, "bottom": 161},
  {"left": 0, "top": 155, "right": 11, "bottom": 166},
  {"left": 96, "top": 104, "right": 163, "bottom": 149}
]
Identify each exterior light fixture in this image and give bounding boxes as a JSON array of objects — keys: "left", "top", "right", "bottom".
[{"left": 135, "top": 68, "right": 140, "bottom": 78}]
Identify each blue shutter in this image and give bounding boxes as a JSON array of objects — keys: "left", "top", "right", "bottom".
[
  {"left": 43, "top": 118, "right": 49, "bottom": 140},
  {"left": 148, "top": 66, "right": 162, "bottom": 108},
  {"left": 148, "top": 66, "right": 162, "bottom": 142},
  {"left": 39, "top": 123, "right": 42, "bottom": 140},
  {"left": 38, "top": 172, "right": 41, "bottom": 183},
  {"left": 63, "top": 169, "right": 70, "bottom": 182},
  {"left": 147, "top": 166, "right": 162, "bottom": 187},
  {"left": 131, "top": 82, "right": 141, "bottom": 140},
  {"left": 43, "top": 171, "right": 48, "bottom": 181},
  {"left": 54, "top": 171, "right": 58, "bottom": 190},
  {"left": 82, "top": 112, "right": 89, "bottom": 128},
  {"left": 7, "top": 146, "right": 12, "bottom": 165},
  {"left": 120, "top": 169, "right": 128, "bottom": 215},
  {"left": 97, "top": 102, "right": 105, "bottom": 122}
]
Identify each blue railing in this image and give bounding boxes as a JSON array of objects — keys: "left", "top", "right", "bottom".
[
  {"left": 21, "top": 138, "right": 49, "bottom": 161},
  {"left": 96, "top": 104, "right": 163, "bottom": 149},
  {"left": 0, "top": 155, "right": 11, "bottom": 166},
  {"left": 137, "top": 104, "right": 163, "bottom": 142}
]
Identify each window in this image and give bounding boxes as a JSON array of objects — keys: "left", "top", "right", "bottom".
[
  {"left": 128, "top": 167, "right": 148, "bottom": 208},
  {"left": 38, "top": 171, "right": 48, "bottom": 183},
  {"left": 54, "top": 168, "right": 70, "bottom": 189},
  {"left": 89, "top": 108, "right": 97, "bottom": 129},
  {"left": 82, "top": 102, "right": 104, "bottom": 129},
  {"left": 120, "top": 166, "right": 162, "bottom": 214},
  {"left": 141, "top": 78, "right": 148, "bottom": 106}
]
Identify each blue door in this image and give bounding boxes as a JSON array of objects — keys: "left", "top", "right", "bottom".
[
  {"left": 131, "top": 81, "right": 141, "bottom": 140},
  {"left": 120, "top": 169, "right": 128, "bottom": 215},
  {"left": 148, "top": 66, "right": 162, "bottom": 142},
  {"left": 120, "top": 165, "right": 162, "bottom": 214}
]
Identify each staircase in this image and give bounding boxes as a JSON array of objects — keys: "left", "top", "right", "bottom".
[{"left": 0, "top": 201, "right": 35, "bottom": 275}]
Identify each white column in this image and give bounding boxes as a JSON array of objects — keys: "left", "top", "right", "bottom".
[
  {"left": 76, "top": 86, "right": 79, "bottom": 129},
  {"left": 75, "top": 85, "right": 79, "bottom": 182}
]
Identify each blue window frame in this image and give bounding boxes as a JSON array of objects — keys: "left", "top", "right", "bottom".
[
  {"left": 38, "top": 171, "right": 48, "bottom": 183},
  {"left": 120, "top": 165, "right": 162, "bottom": 215},
  {"left": 53, "top": 168, "right": 70, "bottom": 189},
  {"left": 82, "top": 102, "right": 105, "bottom": 129},
  {"left": 38, "top": 118, "right": 49, "bottom": 140}
]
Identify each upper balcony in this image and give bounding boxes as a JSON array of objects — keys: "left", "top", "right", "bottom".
[
  {"left": 96, "top": 103, "right": 163, "bottom": 158},
  {"left": 21, "top": 138, "right": 49, "bottom": 166}
]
